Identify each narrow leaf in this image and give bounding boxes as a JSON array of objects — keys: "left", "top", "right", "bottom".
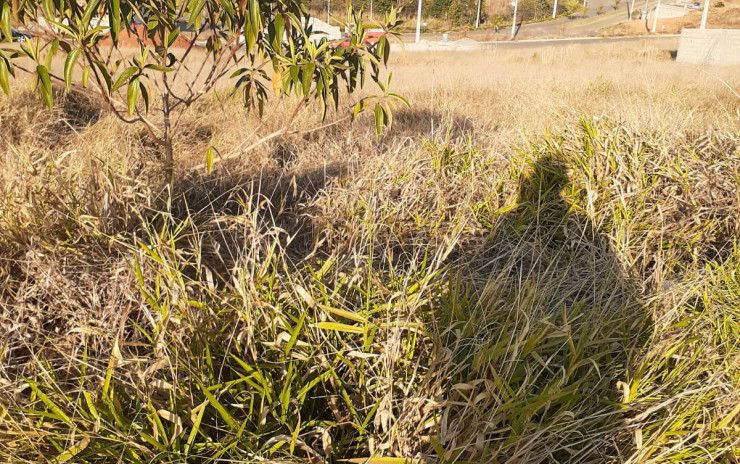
[
  {"left": 63, "top": 49, "right": 81, "bottom": 93},
  {"left": 36, "top": 65, "right": 53, "bottom": 109}
]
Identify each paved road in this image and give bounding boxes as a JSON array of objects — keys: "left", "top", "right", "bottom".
[
  {"left": 479, "top": 34, "right": 678, "bottom": 49},
  {"left": 401, "top": 0, "right": 657, "bottom": 42}
]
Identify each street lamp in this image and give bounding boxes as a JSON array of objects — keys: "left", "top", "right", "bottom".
[
  {"left": 700, "top": 0, "right": 709, "bottom": 28},
  {"left": 416, "top": 0, "right": 423, "bottom": 43},
  {"left": 651, "top": 0, "right": 661, "bottom": 32},
  {"left": 511, "top": 0, "right": 518, "bottom": 39}
]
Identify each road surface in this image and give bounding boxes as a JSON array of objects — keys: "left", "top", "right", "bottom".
[
  {"left": 400, "top": 0, "right": 659, "bottom": 42},
  {"left": 479, "top": 34, "right": 678, "bottom": 49}
]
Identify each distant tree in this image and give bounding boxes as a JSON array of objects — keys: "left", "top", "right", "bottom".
[
  {"left": 490, "top": 14, "right": 504, "bottom": 31},
  {"left": 449, "top": 0, "right": 478, "bottom": 24},
  {"left": 519, "top": 0, "right": 552, "bottom": 21},
  {"left": 564, "top": 0, "right": 583, "bottom": 16},
  {"left": 426, "top": 0, "right": 453, "bottom": 18},
  {"left": 0, "top": 1, "right": 405, "bottom": 184}
]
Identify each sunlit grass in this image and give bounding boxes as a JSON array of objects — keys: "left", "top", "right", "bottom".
[{"left": 1, "top": 45, "right": 740, "bottom": 463}]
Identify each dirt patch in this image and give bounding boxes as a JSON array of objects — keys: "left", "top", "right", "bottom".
[{"left": 600, "top": 0, "right": 740, "bottom": 35}]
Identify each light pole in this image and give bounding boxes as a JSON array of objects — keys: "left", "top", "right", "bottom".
[
  {"left": 511, "top": 0, "right": 518, "bottom": 39},
  {"left": 651, "top": 0, "right": 661, "bottom": 32},
  {"left": 700, "top": 0, "right": 709, "bottom": 28},
  {"left": 370, "top": 0, "right": 374, "bottom": 20},
  {"left": 416, "top": 0, "right": 423, "bottom": 43},
  {"left": 629, "top": 0, "right": 636, "bottom": 19},
  {"left": 476, "top": 0, "right": 482, "bottom": 28},
  {"left": 553, "top": 0, "right": 558, "bottom": 18},
  {"left": 327, "top": 0, "right": 330, "bottom": 24}
]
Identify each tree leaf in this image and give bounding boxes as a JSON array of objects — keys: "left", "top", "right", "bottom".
[
  {"left": 0, "top": 59, "right": 9, "bottom": 96},
  {"left": 127, "top": 78, "right": 139, "bottom": 115},
  {"left": 81, "top": 0, "right": 102, "bottom": 31},
  {"left": 144, "top": 64, "right": 174, "bottom": 72},
  {"left": 374, "top": 103, "right": 383, "bottom": 137},
  {"left": 0, "top": 3, "right": 10, "bottom": 44},
  {"left": 302, "top": 62, "right": 314, "bottom": 97},
  {"left": 93, "top": 60, "right": 112, "bottom": 94},
  {"left": 110, "top": 0, "right": 120, "bottom": 43},
  {"left": 36, "top": 65, "right": 53, "bottom": 109},
  {"left": 112, "top": 65, "right": 137, "bottom": 91},
  {"left": 63, "top": 49, "right": 81, "bottom": 93},
  {"left": 82, "top": 65, "right": 90, "bottom": 88}
]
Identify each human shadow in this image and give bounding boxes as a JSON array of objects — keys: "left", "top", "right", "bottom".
[{"left": 438, "top": 154, "right": 651, "bottom": 461}]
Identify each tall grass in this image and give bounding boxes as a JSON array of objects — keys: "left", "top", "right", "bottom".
[{"left": 1, "top": 44, "right": 740, "bottom": 463}]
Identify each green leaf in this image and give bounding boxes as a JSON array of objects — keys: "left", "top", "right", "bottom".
[
  {"left": 127, "top": 78, "right": 139, "bottom": 115},
  {"left": 0, "top": 59, "right": 9, "bottom": 96},
  {"left": 374, "top": 103, "right": 383, "bottom": 137},
  {"left": 112, "top": 65, "right": 137, "bottom": 91},
  {"left": 320, "top": 304, "right": 367, "bottom": 323},
  {"left": 144, "top": 64, "right": 174, "bottom": 72},
  {"left": 199, "top": 383, "right": 236, "bottom": 429},
  {"left": 205, "top": 146, "right": 214, "bottom": 173},
  {"left": 42, "top": 0, "right": 55, "bottom": 23},
  {"left": 166, "top": 28, "right": 181, "bottom": 48},
  {"left": 313, "top": 322, "right": 365, "bottom": 334},
  {"left": 64, "top": 49, "right": 81, "bottom": 93},
  {"left": 26, "top": 381, "right": 72, "bottom": 425},
  {"left": 139, "top": 82, "right": 149, "bottom": 112},
  {"left": 81, "top": 0, "right": 102, "bottom": 31},
  {"left": 302, "top": 62, "right": 314, "bottom": 97},
  {"left": 93, "top": 61, "right": 112, "bottom": 94},
  {"left": 0, "top": 3, "right": 10, "bottom": 44},
  {"left": 389, "top": 92, "right": 409, "bottom": 107},
  {"left": 110, "top": 0, "right": 120, "bottom": 43},
  {"left": 184, "top": 403, "right": 206, "bottom": 455},
  {"left": 52, "top": 436, "right": 90, "bottom": 464},
  {"left": 36, "top": 65, "right": 53, "bottom": 109},
  {"left": 81, "top": 65, "right": 90, "bottom": 88}
]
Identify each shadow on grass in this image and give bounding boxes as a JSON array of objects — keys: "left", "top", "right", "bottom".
[{"left": 434, "top": 154, "right": 652, "bottom": 461}]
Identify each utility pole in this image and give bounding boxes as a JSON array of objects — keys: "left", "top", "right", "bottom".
[
  {"left": 416, "top": 0, "right": 422, "bottom": 43},
  {"left": 553, "top": 0, "right": 558, "bottom": 18},
  {"left": 651, "top": 0, "right": 661, "bottom": 32},
  {"left": 476, "top": 0, "right": 482, "bottom": 28},
  {"left": 327, "top": 0, "right": 330, "bottom": 24},
  {"left": 700, "top": 0, "right": 709, "bottom": 28},
  {"left": 511, "top": 0, "right": 518, "bottom": 39},
  {"left": 629, "top": 0, "right": 636, "bottom": 19},
  {"left": 370, "top": 0, "right": 373, "bottom": 19}
]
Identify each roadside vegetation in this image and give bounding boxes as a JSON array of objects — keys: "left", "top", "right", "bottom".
[{"left": 2, "top": 42, "right": 740, "bottom": 463}]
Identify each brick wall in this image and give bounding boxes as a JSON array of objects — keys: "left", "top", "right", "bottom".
[{"left": 676, "top": 29, "right": 740, "bottom": 65}]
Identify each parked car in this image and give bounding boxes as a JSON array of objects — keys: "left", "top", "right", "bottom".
[
  {"left": 0, "top": 28, "right": 31, "bottom": 42},
  {"left": 691, "top": 1, "right": 701, "bottom": 8}
]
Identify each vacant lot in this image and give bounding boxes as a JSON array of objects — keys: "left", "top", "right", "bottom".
[{"left": 2, "top": 42, "right": 740, "bottom": 463}]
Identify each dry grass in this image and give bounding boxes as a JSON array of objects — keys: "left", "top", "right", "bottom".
[{"left": 1, "top": 42, "right": 740, "bottom": 463}]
